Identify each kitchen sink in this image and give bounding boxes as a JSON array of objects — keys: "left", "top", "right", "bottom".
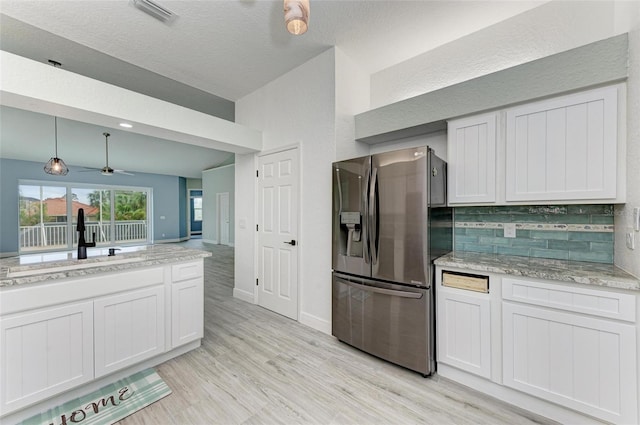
[{"left": 6, "top": 256, "right": 145, "bottom": 278}]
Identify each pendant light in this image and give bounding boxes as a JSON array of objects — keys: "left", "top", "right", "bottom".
[
  {"left": 43, "top": 116, "right": 69, "bottom": 176},
  {"left": 284, "top": 0, "right": 309, "bottom": 35}
]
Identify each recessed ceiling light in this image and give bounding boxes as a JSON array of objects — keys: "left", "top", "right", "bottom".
[{"left": 119, "top": 123, "right": 133, "bottom": 128}]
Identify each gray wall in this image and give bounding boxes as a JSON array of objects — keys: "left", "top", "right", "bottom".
[
  {"left": 0, "top": 158, "right": 184, "bottom": 254},
  {"left": 202, "top": 164, "right": 235, "bottom": 245}
]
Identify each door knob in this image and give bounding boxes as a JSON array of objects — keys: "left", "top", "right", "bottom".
[{"left": 284, "top": 240, "right": 296, "bottom": 246}]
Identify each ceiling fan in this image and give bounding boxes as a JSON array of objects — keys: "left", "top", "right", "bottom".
[{"left": 81, "top": 132, "right": 134, "bottom": 176}]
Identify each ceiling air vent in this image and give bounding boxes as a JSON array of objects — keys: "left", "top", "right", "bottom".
[{"left": 132, "top": 0, "right": 176, "bottom": 22}]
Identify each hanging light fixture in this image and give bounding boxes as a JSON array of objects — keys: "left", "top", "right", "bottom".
[
  {"left": 44, "top": 116, "right": 69, "bottom": 176},
  {"left": 284, "top": 0, "right": 310, "bottom": 35}
]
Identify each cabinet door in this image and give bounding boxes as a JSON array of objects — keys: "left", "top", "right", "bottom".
[
  {"left": 437, "top": 288, "right": 491, "bottom": 378},
  {"left": 503, "top": 302, "right": 637, "bottom": 424},
  {"left": 505, "top": 86, "right": 618, "bottom": 202},
  {"left": 0, "top": 301, "right": 94, "bottom": 414},
  {"left": 171, "top": 277, "right": 204, "bottom": 348},
  {"left": 447, "top": 112, "right": 497, "bottom": 204},
  {"left": 94, "top": 286, "right": 165, "bottom": 378}
]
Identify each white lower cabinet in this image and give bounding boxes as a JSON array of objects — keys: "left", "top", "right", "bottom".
[
  {"left": 437, "top": 287, "right": 491, "bottom": 379},
  {"left": 94, "top": 285, "right": 165, "bottom": 378},
  {"left": 171, "top": 261, "right": 204, "bottom": 348},
  {"left": 0, "top": 301, "right": 94, "bottom": 414},
  {"left": 502, "top": 278, "right": 638, "bottom": 425},
  {"left": 436, "top": 266, "right": 639, "bottom": 425},
  {"left": 171, "top": 279, "right": 204, "bottom": 348},
  {"left": 0, "top": 259, "right": 205, "bottom": 419}
]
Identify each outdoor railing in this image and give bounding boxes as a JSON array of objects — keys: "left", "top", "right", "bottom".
[{"left": 19, "top": 221, "right": 148, "bottom": 251}]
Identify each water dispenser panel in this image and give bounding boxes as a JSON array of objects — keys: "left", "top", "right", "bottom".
[{"left": 340, "top": 212, "right": 361, "bottom": 225}]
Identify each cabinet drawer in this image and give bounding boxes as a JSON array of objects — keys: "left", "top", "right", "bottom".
[
  {"left": 442, "top": 271, "right": 489, "bottom": 293},
  {"left": 171, "top": 261, "right": 203, "bottom": 282},
  {"left": 503, "top": 278, "right": 636, "bottom": 322}
]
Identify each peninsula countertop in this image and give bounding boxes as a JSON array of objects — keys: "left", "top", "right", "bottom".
[
  {"left": 0, "top": 245, "right": 212, "bottom": 288},
  {"left": 434, "top": 251, "right": 640, "bottom": 291}
]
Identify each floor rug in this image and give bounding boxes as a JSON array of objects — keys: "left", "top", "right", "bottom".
[{"left": 20, "top": 368, "right": 171, "bottom": 425}]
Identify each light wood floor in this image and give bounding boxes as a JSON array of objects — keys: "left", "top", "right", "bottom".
[{"left": 120, "top": 241, "right": 556, "bottom": 425}]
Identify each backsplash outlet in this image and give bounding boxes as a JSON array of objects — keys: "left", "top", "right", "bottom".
[{"left": 454, "top": 205, "right": 614, "bottom": 263}]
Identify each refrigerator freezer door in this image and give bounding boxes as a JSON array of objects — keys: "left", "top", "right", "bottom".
[
  {"left": 331, "top": 272, "right": 432, "bottom": 375},
  {"left": 332, "top": 156, "right": 370, "bottom": 277},
  {"left": 371, "top": 147, "right": 429, "bottom": 286}
]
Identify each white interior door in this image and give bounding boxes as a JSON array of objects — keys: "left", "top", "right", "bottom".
[
  {"left": 217, "top": 192, "right": 230, "bottom": 245},
  {"left": 257, "top": 148, "right": 299, "bottom": 320}
]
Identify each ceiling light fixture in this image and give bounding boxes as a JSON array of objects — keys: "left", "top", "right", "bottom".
[
  {"left": 119, "top": 122, "right": 133, "bottom": 128},
  {"left": 284, "top": 0, "right": 310, "bottom": 35},
  {"left": 132, "top": 0, "right": 176, "bottom": 22},
  {"left": 44, "top": 116, "right": 69, "bottom": 176}
]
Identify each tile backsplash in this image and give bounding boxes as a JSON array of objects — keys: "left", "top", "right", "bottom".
[{"left": 454, "top": 205, "right": 614, "bottom": 263}]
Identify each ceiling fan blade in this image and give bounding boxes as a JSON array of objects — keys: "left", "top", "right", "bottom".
[
  {"left": 78, "top": 168, "right": 101, "bottom": 172},
  {"left": 115, "top": 170, "right": 135, "bottom": 176}
]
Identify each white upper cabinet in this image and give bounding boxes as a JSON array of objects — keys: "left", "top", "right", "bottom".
[
  {"left": 505, "top": 86, "right": 618, "bottom": 202},
  {"left": 446, "top": 84, "right": 624, "bottom": 205},
  {"left": 447, "top": 113, "right": 497, "bottom": 204}
]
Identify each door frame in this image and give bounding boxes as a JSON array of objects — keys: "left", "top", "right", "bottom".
[
  {"left": 188, "top": 189, "right": 203, "bottom": 238},
  {"left": 216, "top": 192, "right": 230, "bottom": 245},
  {"left": 254, "top": 144, "right": 300, "bottom": 314}
]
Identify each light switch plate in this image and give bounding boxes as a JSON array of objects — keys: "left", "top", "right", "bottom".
[
  {"left": 627, "top": 228, "right": 635, "bottom": 250},
  {"left": 634, "top": 207, "right": 640, "bottom": 231},
  {"left": 504, "top": 223, "right": 516, "bottom": 238}
]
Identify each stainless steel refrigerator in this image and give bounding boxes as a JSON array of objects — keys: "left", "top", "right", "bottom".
[{"left": 331, "top": 146, "right": 452, "bottom": 376}]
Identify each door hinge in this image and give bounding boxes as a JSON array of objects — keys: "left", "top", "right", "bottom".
[
  {"left": 256, "top": 224, "right": 259, "bottom": 231},
  {"left": 256, "top": 278, "right": 259, "bottom": 286},
  {"left": 256, "top": 170, "right": 259, "bottom": 177}
]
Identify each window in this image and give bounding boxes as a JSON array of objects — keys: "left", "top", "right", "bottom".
[
  {"left": 18, "top": 182, "right": 151, "bottom": 253},
  {"left": 193, "top": 197, "right": 203, "bottom": 221}
]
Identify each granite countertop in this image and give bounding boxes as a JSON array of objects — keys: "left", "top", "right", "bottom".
[
  {"left": 0, "top": 245, "right": 212, "bottom": 288},
  {"left": 434, "top": 251, "right": 640, "bottom": 291}
]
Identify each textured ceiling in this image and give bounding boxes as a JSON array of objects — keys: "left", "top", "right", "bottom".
[
  {"left": 0, "top": 0, "right": 545, "bottom": 101},
  {"left": 0, "top": 0, "right": 546, "bottom": 178}
]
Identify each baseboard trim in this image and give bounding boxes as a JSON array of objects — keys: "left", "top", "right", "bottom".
[
  {"left": 436, "top": 364, "right": 604, "bottom": 425},
  {"left": 202, "top": 239, "right": 217, "bottom": 245},
  {"left": 154, "top": 238, "right": 185, "bottom": 244},
  {"left": 233, "top": 287, "right": 255, "bottom": 304},
  {"left": 0, "top": 251, "right": 18, "bottom": 259},
  {"left": 299, "top": 311, "right": 331, "bottom": 335}
]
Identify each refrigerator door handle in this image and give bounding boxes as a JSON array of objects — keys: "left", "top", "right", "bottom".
[
  {"left": 369, "top": 167, "right": 379, "bottom": 266},
  {"left": 363, "top": 164, "right": 371, "bottom": 265},
  {"left": 334, "top": 276, "right": 423, "bottom": 299}
]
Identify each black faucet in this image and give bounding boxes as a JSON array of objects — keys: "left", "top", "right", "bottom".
[{"left": 77, "top": 208, "right": 96, "bottom": 260}]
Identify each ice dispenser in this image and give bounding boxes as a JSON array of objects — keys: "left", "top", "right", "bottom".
[{"left": 340, "top": 211, "right": 362, "bottom": 257}]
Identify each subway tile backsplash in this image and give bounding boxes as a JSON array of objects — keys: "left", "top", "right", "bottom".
[{"left": 453, "top": 205, "right": 614, "bottom": 263}]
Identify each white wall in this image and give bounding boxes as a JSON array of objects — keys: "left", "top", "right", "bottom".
[
  {"left": 233, "top": 1, "right": 640, "bottom": 332},
  {"left": 202, "top": 164, "right": 235, "bottom": 245},
  {"left": 369, "top": 0, "right": 640, "bottom": 278},
  {"left": 235, "top": 50, "right": 337, "bottom": 332},
  {"left": 614, "top": 1, "right": 640, "bottom": 278},
  {"left": 233, "top": 153, "right": 256, "bottom": 303},
  {"left": 334, "top": 47, "right": 370, "bottom": 161},
  {"left": 370, "top": 1, "right": 617, "bottom": 108}
]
